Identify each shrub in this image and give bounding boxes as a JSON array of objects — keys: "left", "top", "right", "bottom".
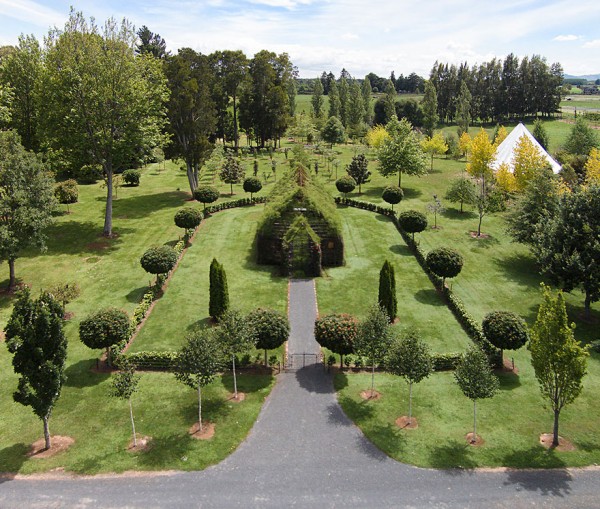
[
  {"left": 382, "top": 185, "right": 404, "bottom": 210},
  {"left": 243, "top": 177, "right": 262, "bottom": 199},
  {"left": 247, "top": 308, "right": 290, "bottom": 365},
  {"left": 194, "top": 186, "right": 220, "bottom": 210},
  {"left": 122, "top": 169, "right": 141, "bottom": 186},
  {"left": 78, "top": 164, "right": 103, "bottom": 184},
  {"left": 140, "top": 245, "right": 178, "bottom": 277},
  {"left": 209, "top": 258, "right": 229, "bottom": 321},
  {"left": 335, "top": 175, "right": 357, "bottom": 196},
  {"left": 426, "top": 247, "right": 463, "bottom": 286},
  {"left": 378, "top": 260, "right": 397, "bottom": 323},
  {"left": 54, "top": 179, "right": 78, "bottom": 212},
  {"left": 79, "top": 308, "right": 130, "bottom": 365},
  {"left": 398, "top": 210, "right": 427, "bottom": 240},
  {"left": 314, "top": 313, "right": 357, "bottom": 367},
  {"left": 482, "top": 311, "right": 529, "bottom": 359},
  {"left": 174, "top": 207, "right": 203, "bottom": 231}
]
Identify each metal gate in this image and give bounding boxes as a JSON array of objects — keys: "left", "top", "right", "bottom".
[{"left": 285, "top": 352, "right": 320, "bottom": 371}]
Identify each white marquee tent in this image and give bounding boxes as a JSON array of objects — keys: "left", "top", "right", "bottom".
[{"left": 491, "top": 122, "right": 561, "bottom": 174}]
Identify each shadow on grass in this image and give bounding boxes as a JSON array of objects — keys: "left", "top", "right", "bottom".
[
  {"left": 333, "top": 372, "right": 349, "bottom": 391},
  {"left": 466, "top": 231, "right": 500, "bottom": 248},
  {"left": 185, "top": 318, "right": 213, "bottom": 332},
  {"left": 244, "top": 235, "right": 287, "bottom": 282},
  {"left": 402, "top": 187, "right": 423, "bottom": 200},
  {"left": 493, "top": 253, "right": 540, "bottom": 286},
  {"left": 220, "top": 373, "right": 273, "bottom": 394},
  {"left": 0, "top": 443, "right": 29, "bottom": 479},
  {"left": 135, "top": 433, "right": 194, "bottom": 468},
  {"left": 360, "top": 421, "right": 407, "bottom": 460},
  {"left": 64, "top": 360, "right": 111, "bottom": 388},
  {"left": 126, "top": 286, "right": 150, "bottom": 303},
  {"left": 442, "top": 208, "right": 478, "bottom": 220},
  {"left": 337, "top": 393, "right": 375, "bottom": 422},
  {"left": 429, "top": 440, "right": 479, "bottom": 472},
  {"left": 295, "top": 365, "right": 334, "bottom": 394},
  {"left": 502, "top": 445, "right": 568, "bottom": 469},
  {"left": 497, "top": 371, "right": 521, "bottom": 390},
  {"left": 111, "top": 190, "right": 190, "bottom": 220},
  {"left": 413, "top": 288, "right": 445, "bottom": 307},
  {"left": 389, "top": 244, "right": 413, "bottom": 257}
]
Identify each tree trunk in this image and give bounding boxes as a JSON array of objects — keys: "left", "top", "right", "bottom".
[
  {"left": 477, "top": 211, "right": 483, "bottom": 237},
  {"left": 264, "top": 349, "right": 268, "bottom": 367},
  {"left": 233, "top": 95, "right": 239, "bottom": 153},
  {"left": 370, "top": 361, "right": 375, "bottom": 398},
  {"left": 186, "top": 160, "right": 197, "bottom": 196},
  {"left": 472, "top": 399, "right": 477, "bottom": 443},
  {"left": 198, "top": 384, "right": 203, "bottom": 432},
  {"left": 232, "top": 354, "right": 238, "bottom": 398},
  {"left": 129, "top": 398, "right": 137, "bottom": 447},
  {"left": 103, "top": 168, "right": 113, "bottom": 237},
  {"left": 408, "top": 381, "right": 413, "bottom": 424},
  {"left": 340, "top": 354, "right": 343, "bottom": 370},
  {"left": 230, "top": 182, "right": 233, "bottom": 195},
  {"left": 8, "top": 258, "right": 16, "bottom": 291},
  {"left": 584, "top": 291, "right": 591, "bottom": 320},
  {"left": 398, "top": 171, "right": 402, "bottom": 187},
  {"left": 553, "top": 408, "right": 560, "bottom": 447},
  {"left": 43, "top": 414, "right": 51, "bottom": 450},
  {"left": 460, "top": 200, "right": 463, "bottom": 213}
]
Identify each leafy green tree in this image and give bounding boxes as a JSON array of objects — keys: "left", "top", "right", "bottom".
[
  {"left": 421, "top": 80, "right": 439, "bottom": 137},
  {"left": 79, "top": 308, "right": 130, "bottom": 365},
  {"left": 398, "top": 210, "right": 427, "bottom": 241},
  {"left": 529, "top": 285, "right": 588, "bottom": 447},
  {"left": 354, "top": 304, "right": 393, "bottom": 398},
  {"left": 382, "top": 185, "right": 404, "bottom": 211},
  {"left": 174, "top": 207, "right": 202, "bottom": 242},
  {"left": 5, "top": 289, "right": 67, "bottom": 450},
  {"left": 136, "top": 25, "right": 167, "bottom": 59},
  {"left": 347, "top": 79, "right": 366, "bottom": 136},
  {"left": 321, "top": 116, "right": 345, "bottom": 147},
  {"left": 214, "top": 309, "right": 257, "bottom": 399},
  {"left": 335, "top": 175, "right": 356, "bottom": 196},
  {"left": 140, "top": 245, "right": 178, "bottom": 281},
  {"left": 361, "top": 76, "right": 373, "bottom": 125},
  {"left": 338, "top": 76, "right": 349, "bottom": 127},
  {"left": 532, "top": 185, "right": 600, "bottom": 318},
  {"left": 426, "top": 247, "right": 463, "bottom": 287},
  {"left": 454, "top": 346, "right": 499, "bottom": 444},
  {"left": 456, "top": 81, "right": 472, "bottom": 136},
  {"left": 311, "top": 77, "right": 325, "bottom": 119},
  {"left": 246, "top": 308, "right": 290, "bottom": 366},
  {"left": 41, "top": 11, "right": 168, "bottom": 237},
  {"left": 0, "top": 130, "right": 55, "bottom": 290},
  {"left": 532, "top": 119, "right": 550, "bottom": 151},
  {"left": 385, "top": 330, "right": 433, "bottom": 425},
  {"left": 420, "top": 132, "right": 448, "bottom": 171},
  {"left": 243, "top": 176, "right": 262, "bottom": 199},
  {"left": 564, "top": 117, "right": 599, "bottom": 156},
  {"left": 110, "top": 358, "right": 141, "bottom": 447},
  {"left": 482, "top": 311, "right": 529, "bottom": 362},
  {"left": 427, "top": 194, "right": 445, "bottom": 229},
  {"left": 174, "top": 328, "right": 225, "bottom": 432},
  {"left": 164, "top": 48, "right": 216, "bottom": 194},
  {"left": 220, "top": 154, "right": 245, "bottom": 195},
  {"left": 122, "top": 169, "right": 141, "bottom": 187},
  {"left": 194, "top": 186, "right": 220, "bottom": 211},
  {"left": 445, "top": 176, "right": 477, "bottom": 213},
  {"left": 346, "top": 154, "right": 371, "bottom": 193},
  {"left": 378, "top": 260, "right": 397, "bottom": 323},
  {"left": 378, "top": 116, "right": 427, "bottom": 186},
  {"left": 328, "top": 78, "right": 341, "bottom": 119},
  {"left": 382, "top": 79, "right": 396, "bottom": 123},
  {"left": 48, "top": 282, "right": 80, "bottom": 317},
  {"left": 314, "top": 314, "right": 357, "bottom": 369},
  {"left": 209, "top": 258, "right": 229, "bottom": 321},
  {"left": 54, "top": 179, "right": 78, "bottom": 213}
]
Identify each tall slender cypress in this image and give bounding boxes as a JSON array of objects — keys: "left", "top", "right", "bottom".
[{"left": 378, "top": 260, "right": 397, "bottom": 323}]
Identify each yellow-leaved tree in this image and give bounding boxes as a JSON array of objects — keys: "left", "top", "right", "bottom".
[
  {"left": 467, "top": 129, "right": 497, "bottom": 236},
  {"left": 459, "top": 131, "right": 472, "bottom": 160},
  {"left": 512, "top": 135, "right": 548, "bottom": 191},
  {"left": 584, "top": 147, "right": 600, "bottom": 185},
  {"left": 495, "top": 163, "right": 517, "bottom": 193},
  {"left": 365, "top": 125, "right": 390, "bottom": 149},
  {"left": 494, "top": 125, "right": 508, "bottom": 147},
  {"left": 420, "top": 132, "right": 448, "bottom": 171}
]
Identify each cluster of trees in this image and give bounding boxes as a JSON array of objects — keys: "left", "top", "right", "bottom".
[
  {"left": 429, "top": 54, "right": 563, "bottom": 124},
  {"left": 311, "top": 69, "right": 424, "bottom": 97}
]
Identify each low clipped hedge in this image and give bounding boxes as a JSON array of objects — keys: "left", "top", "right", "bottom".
[
  {"left": 123, "top": 351, "right": 178, "bottom": 371},
  {"left": 335, "top": 197, "right": 396, "bottom": 217},
  {"left": 204, "top": 196, "right": 266, "bottom": 214}
]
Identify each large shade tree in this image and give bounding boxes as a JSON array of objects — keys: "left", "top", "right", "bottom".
[{"left": 41, "top": 11, "right": 168, "bottom": 237}]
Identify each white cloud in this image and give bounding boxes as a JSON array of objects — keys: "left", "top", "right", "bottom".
[
  {"left": 583, "top": 39, "right": 600, "bottom": 48},
  {"left": 554, "top": 34, "right": 580, "bottom": 41},
  {"left": 0, "top": 0, "right": 64, "bottom": 27},
  {"left": 248, "top": 0, "right": 312, "bottom": 8}
]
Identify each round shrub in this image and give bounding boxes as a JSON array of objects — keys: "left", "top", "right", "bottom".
[
  {"left": 194, "top": 186, "right": 220, "bottom": 209},
  {"left": 482, "top": 311, "right": 529, "bottom": 356},
  {"left": 398, "top": 210, "right": 428, "bottom": 239},
  {"left": 243, "top": 176, "right": 262, "bottom": 198},
  {"left": 335, "top": 175, "right": 357, "bottom": 195},
  {"left": 247, "top": 308, "right": 290, "bottom": 364},
  {"left": 174, "top": 207, "right": 203, "bottom": 231},
  {"left": 140, "top": 245, "right": 178, "bottom": 276},
  {"left": 382, "top": 185, "right": 404, "bottom": 209},
  {"left": 79, "top": 307, "right": 130, "bottom": 363},
  {"left": 314, "top": 314, "right": 357, "bottom": 367},
  {"left": 426, "top": 247, "right": 463, "bottom": 285},
  {"left": 78, "top": 164, "right": 103, "bottom": 184},
  {"left": 54, "top": 179, "right": 79, "bottom": 209},
  {"left": 123, "top": 169, "right": 141, "bottom": 186}
]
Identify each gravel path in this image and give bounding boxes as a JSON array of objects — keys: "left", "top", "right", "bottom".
[{"left": 0, "top": 279, "right": 598, "bottom": 507}]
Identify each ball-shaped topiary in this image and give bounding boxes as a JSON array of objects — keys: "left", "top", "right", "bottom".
[
  {"left": 140, "top": 245, "right": 178, "bottom": 276},
  {"left": 243, "top": 176, "right": 263, "bottom": 199},
  {"left": 335, "top": 175, "right": 357, "bottom": 196},
  {"left": 122, "top": 169, "right": 141, "bottom": 186},
  {"left": 426, "top": 247, "right": 463, "bottom": 286},
  {"left": 193, "top": 186, "right": 220, "bottom": 210},
  {"left": 382, "top": 185, "right": 404, "bottom": 210},
  {"left": 246, "top": 308, "right": 290, "bottom": 365},
  {"left": 314, "top": 313, "right": 357, "bottom": 368},
  {"left": 482, "top": 311, "right": 529, "bottom": 359},
  {"left": 398, "top": 210, "right": 428, "bottom": 240},
  {"left": 174, "top": 207, "right": 203, "bottom": 231},
  {"left": 79, "top": 307, "right": 130, "bottom": 363},
  {"left": 54, "top": 179, "right": 79, "bottom": 212}
]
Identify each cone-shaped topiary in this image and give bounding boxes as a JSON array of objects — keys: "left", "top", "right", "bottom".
[
  {"left": 378, "top": 260, "right": 397, "bottom": 323},
  {"left": 209, "top": 258, "right": 229, "bottom": 321}
]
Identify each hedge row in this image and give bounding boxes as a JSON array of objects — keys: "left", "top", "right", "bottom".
[
  {"left": 431, "top": 352, "right": 463, "bottom": 371},
  {"left": 335, "top": 196, "right": 396, "bottom": 217},
  {"left": 123, "top": 350, "right": 178, "bottom": 370},
  {"left": 204, "top": 196, "right": 266, "bottom": 214},
  {"left": 340, "top": 198, "right": 502, "bottom": 367}
]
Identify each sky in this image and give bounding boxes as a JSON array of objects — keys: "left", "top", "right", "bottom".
[{"left": 1, "top": 0, "right": 599, "bottom": 78}]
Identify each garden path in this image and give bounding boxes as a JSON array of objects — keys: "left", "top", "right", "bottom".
[{"left": 0, "top": 279, "right": 598, "bottom": 507}]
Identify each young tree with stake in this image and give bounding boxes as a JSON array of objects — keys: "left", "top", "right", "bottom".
[{"left": 110, "top": 358, "right": 141, "bottom": 448}]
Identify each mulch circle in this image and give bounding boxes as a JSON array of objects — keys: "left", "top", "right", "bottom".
[
  {"left": 466, "top": 433, "right": 485, "bottom": 446},
  {"left": 227, "top": 392, "right": 246, "bottom": 403},
  {"left": 395, "top": 416, "right": 418, "bottom": 429},
  {"left": 497, "top": 358, "right": 519, "bottom": 375},
  {"left": 539, "top": 433, "right": 576, "bottom": 451},
  {"left": 127, "top": 435, "right": 152, "bottom": 453},
  {"left": 189, "top": 422, "right": 215, "bottom": 440},
  {"left": 360, "top": 390, "right": 382, "bottom": 401},
  {"left": 27, "top": 436, "right": 75, "bottom": 459},
  {"left": 469, "top": 231, "right": 491, "bottom": 239},
  {"left": 0, "top": 331, "right": 4, "bottom": 342},
  {"left": 63, "top": 311, "right": 75, "bottom": 321}
]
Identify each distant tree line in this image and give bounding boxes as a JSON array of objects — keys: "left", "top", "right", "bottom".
[{"left": 429, "top": 54, "right": 563, "bottom": 124}]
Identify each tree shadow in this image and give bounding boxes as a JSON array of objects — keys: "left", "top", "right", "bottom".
[
  {"left": 337, "top": 393, "right": 375, "bottom": 422},
  {"left": 428, "top": 440, "right": 479, "bottom": 472},
  {"left": 126, "top": 286, "right": 150, "bottom": 303},
  {"left": 111, "top": 190, "right": 190, "bottom": 220},
  {"left": 186, "top": 317, "right": 213, "bottom": 332},
  {"left": 466, "top": 231, "right": 500, "bottom": 248},
  {"left": 497, "top": 370, "right": 522, "bottom": 390},
  {"left": 443, "top": 208, "right": 478, "bottom": 220},
  {"left": 0, "top": 443, "right": 29, "bottom": 479},
  {"left": 64, "top": 359, "right": 111, "bottom": 388},
  {"left": 360, "top": 421, "right": 407, "bottom": 460},
  {"left": 389, "top": 244, "right": 413, "bottom": 257},
  {"left": 413, "top": 288, "right": 445, "bottom": 307},
  {"left": 502, "top": 445, "right": 568, "bottom": 469},
  {"left": 402, "top": 187, "right": 422, "bottom": 200},
  {"left": 135, "top": 433, "right": 194, "bottom": 468},
  {"left": 493, "top": 253, "right": 540, "bottom": 286},
  {"left": 295, "top": 364, "right": 335, "bottom": 394},
  {"left": 333, "top": 372, "right": 349, "bottom": 391},
  {"left": 219, "top": 373, "right": 273, "bottom": 393}
]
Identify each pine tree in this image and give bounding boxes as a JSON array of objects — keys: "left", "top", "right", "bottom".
[
  {"left": 311, "top": 77, "right": 325, "bottom": 119},
  {"left": 361, "top": 76, "right": 373, "bottom": 125},
  {"left": 328, "top": 79, "right": 341, "bottom": 119},
  {"left": 378, "top": 260, "right": 397, "bottom": 323},
  {"left": 209, "top": 258, "right": 229, "bottom": 321},
  {"left": 421, "top": 80, "right": 439, "bottom": 137}
]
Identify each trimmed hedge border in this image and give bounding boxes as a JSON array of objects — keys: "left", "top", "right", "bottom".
[{"left": 339, "top": 198, "right": 502, "bottom": 368}]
